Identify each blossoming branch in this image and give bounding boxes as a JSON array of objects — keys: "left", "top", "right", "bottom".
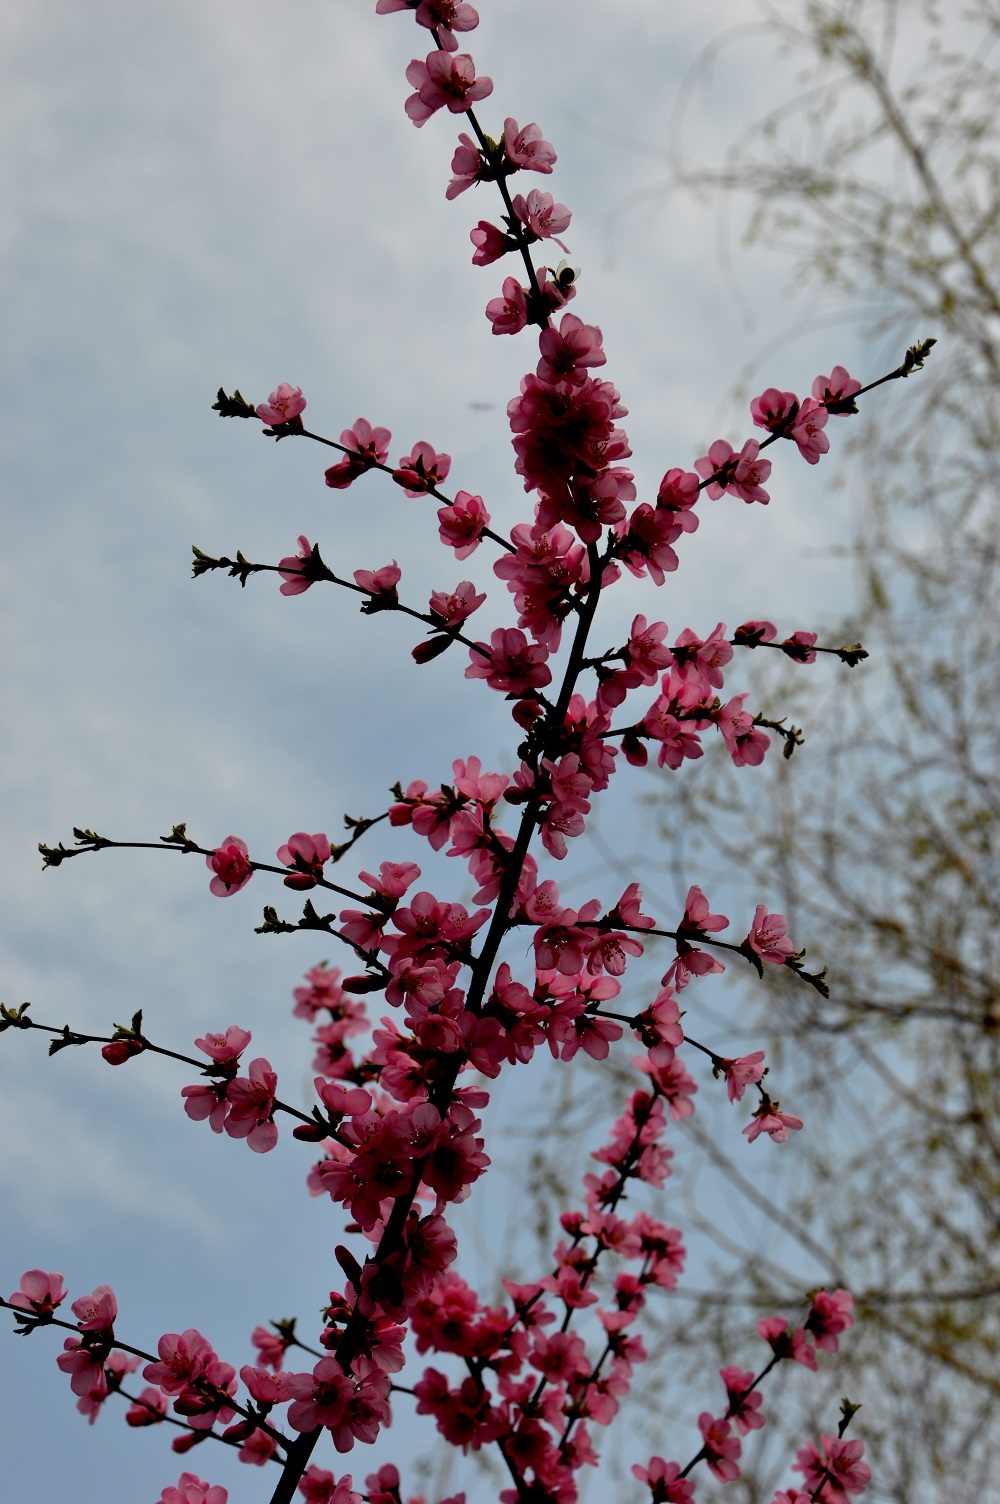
[{"left": 3, "top": 4, "right": 930, "bottom": 1503}]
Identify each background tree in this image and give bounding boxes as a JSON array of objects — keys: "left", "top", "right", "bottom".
[{"left": 507, "top": 4, "right": 1000, "bottom": 1500}]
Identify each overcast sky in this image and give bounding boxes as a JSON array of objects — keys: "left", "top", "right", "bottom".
[{"left": 0, "top": 4, "right": 879, "bottom": 1500}]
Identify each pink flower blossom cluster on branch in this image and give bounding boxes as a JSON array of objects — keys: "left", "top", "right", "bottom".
[{"left": 1, "top": 4, "right": 930, "bottom": 1502}]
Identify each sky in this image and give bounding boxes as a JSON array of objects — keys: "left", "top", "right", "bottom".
[{"left": 0, "top": 3, "right": 878, "bottom": 1500}]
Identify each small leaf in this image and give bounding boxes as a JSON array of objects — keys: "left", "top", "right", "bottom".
[
  {"left": 212, "top": 387, "right": 257, "bottom": 419},
  {"left": 0, "top": 1001, "right": 31, "bottom": 1032},
  {"left": 48, "top": 1026, "right": 83, "bottom": 1056}
]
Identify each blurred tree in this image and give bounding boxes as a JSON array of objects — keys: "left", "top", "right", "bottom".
[{"left": 512, "top": 4, "right": 1000, "bottom": 1500}]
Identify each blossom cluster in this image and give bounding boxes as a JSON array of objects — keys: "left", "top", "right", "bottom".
[
  {"left": 6, "top": 1244, "right": 859, "bottom": 1504},
  {"left": 1, "top": 4, "right": 896, "bottom": 1503}
]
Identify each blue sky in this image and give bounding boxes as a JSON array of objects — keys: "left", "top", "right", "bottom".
[{"left": 0, "top": 3, "right": 874, "bottom": 1499}]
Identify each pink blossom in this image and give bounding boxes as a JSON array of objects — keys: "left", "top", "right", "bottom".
[
  {"left": 790, "top": 397, "right": 830, "bottom": 464},
  {"left": 493, "top": 520, "right": 587, "bottom": 650},
  {"left": 733, "top": 619, "right": 776, "bottom": 646},
  {"left": 631, "top": 1457, "right": 694, "bottom": 1503},
  {"left": 657, "top": 467, "right": 700, "bottom": 513},
  {"left": 672, "top": 622, "right": 733, "bottom": 690},
  {"left": 71, "top": 1285, "right": 117, "bottom": 1332},
  {"left": 632, "top": 986, "right": 684, "bottom": 1052},
  {"left": 511, "top": 189, "right": 571, "bottom": 245},
  {"left": 720, "top": 1365, "right": 766, "bottom": 1434},
  {"left": 354, "top": 561, "right": 400, "bottom": 606},
  {"left": 750, "top": 387, "right": 798, "bottom": 435},
  {"left": 428, "top": 581, "right": 486, "bottom": 625},
  {"left": 744, "top": 905, "right": 795, "bottom": 963},
  {"left": 231, "top": 1426, "right": 277, "bottom": 1466},
  {"left": 663, "top": 942, "right": 724, "bottom": 989},
  {"left": 194, "top": 1025, "right": 252, "bottom": 1065},
  {"left": 585, "top": 921, "right": 644, "bottom": 977},
  {"left": 695, "top": 438, "right": 771, "bottom": 504},
  {"left": 539, "top": 1263, "right": 599, "bottom": 1311},
  {"left": 528, "top": 1329, "right": 590, "bottom": 1383},
  {"left": 101, "top": 1037, "right": 143, "bottom": 1064},
  {"left": 529, "top": 893, "right": 589, "bottom": 974},
  {"left": 793, "top": 1435, "right": 871, "bottom": 1500},
  {"left": 558, "top": 466, "right": 634, "bottom": 543},
  {"left": 720, "top": 1051, "right": 766, "bottom": 1103},
  {"left": 636, "top": 1047, "right": 698, "bottom": 1119},
  {"left": 56, "top": 1335, "right": 110, "bottom": 1398},
  {"left": 76, "top": 1350, "right": 137, "bottom": 1424},
  {"left": 206, "top": 837, "right": 252, "bottom": 897},
  {"left": 678, "top": 883, "right": 729, "bottom": 937},
  {"left": 298, "top": 1467, "right": 335, "bottom": 1504},
  {"left": 610, "top": 881, "right": 655, "bottom": 932},
  {"left": 251, "top": 1324, "right": 288, "bottom": 1371},
  {"left": 624, "top": 616, "right": 671, "bottom": 684},
  {"left": 255, "top": 384, "right": 306, "bottom": 427},
  {"left": 361, "top": 859, "right": 422, "bottom": 899},
  {"left": 125, "top": 1386, "right": 167, "bottom": 1426},
  {"left": 438, "top": 491, "right": 490, "bottom": 556},
  {"left": 812, "top": 365, "right": 861, "bottom": 414},
  {"left": 277, "top": 831, "right": 332, "bottom": 891},
  {"left": 627, "top": 1212, "right": 685, "bottom": 1287},
  {"left": 404, "top": 50, "right": 492, "bottom": 126},
  {"left": 173, "top": 1353, "right": 238, "bottom": 1429},
  {"left": 508, "top": 369, "right": 629, "bottom": 505},
  {"left": 552, "top": 1006, "right": 624, "bottom": 1062},
  {"left": 419, "top": 1103, "right": 490, "bottom": 1201},
  {"left": 286, "top": 1357, "right": 391, "bottom": 1449},
  {"left": 224, "top": 1057, "right": 279, "bottom": 1153},
  {"left": 181, "top": 1079, "right": 230, "bottom": 1133},
  {"left": 392, "top": 441, "right": 451, "bottom": 496},
  {"left": 388, "top": 778, "right": 452, "bottom": 848},
  {"left": 156, "top": 1473, "right": 228, "bottom": 1504},
  {"left": 641, "top": 686, "right": 707, "bottom": 774},
  {"left": 743, "top": 1100, "right": 804, "bottom": 1144},
  {"left": 698, "top": 1412, "right": 741, "bottom": 1481},
  {"left": 377, "top": 0, "right": 480, "bottom": 53},
  {"left": 806, "top": 1288, "right": 854, "bottom": 1353},
  {"left": 314, "top": 1077, "right": 372, "bottom": 1119},
  {"left": 385, "top": 890, "right": 489, "bottom": 960},
  {"left": 343, "top": 417, "right": 390, "bottom": 459},
  {"left": 239, "top": 1366, "right": 298, "bottom": 1405},
  {"left": 535, "top": 261, "right": 578, "bottom": 314},
  {"left": 446, "top": 130, "right": 481, "bottom": 198},
  {"left": 297, "top": 962, "right": 352, "bottom": 1022},
  {"left": 76, "top": 1354, "right": 138, "bottom": 1422},
  {"left": 486, "top": 277, "right": 528, "bottom": 335},
  {"left": 278, "top": 536, "right": 316, "bottom": 596},
  {"left": 324, "top": 419, "right": 391, "bottom": 489},
  {"left": 715, "top": 693, "right": 770, "bottom": 767},
  {"left": 298, "top": 1467, "right": 362, "bottom": 1504},
  {"left": 144, "top": 1329, "right": 215, "bottom": 1394},
  {"left": 541, "top": 752, "right": 593, "bottom": 816},
  {"left": 470, "top": 219, "right": 514, "bottom": 266},
  {"left": 423, "top": 2, "right": 479, "bottom": 44},
  {"left": 616, "top": 503, "right": 683, "bottom": 585},
  {"left": 466, "top": 627, "right": 552, "bottom": 696},
  {"left": 781, "top": 629, "right": 818, "bottom": 663},
  {"left": 362, "top": 1464, "right": 404, "bottom": 1504},
  {"left": 452, "top": 753, "right": 508, "bottom": 807},
  {"left": 537, "top": 313, "right": 606, "bottom": 386},
  {"left": 504, "top": 118, "right": 556, "bottom": 173},
  {"left": 9, "top": 1269, "right": 66, "bottom": 1316}
]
